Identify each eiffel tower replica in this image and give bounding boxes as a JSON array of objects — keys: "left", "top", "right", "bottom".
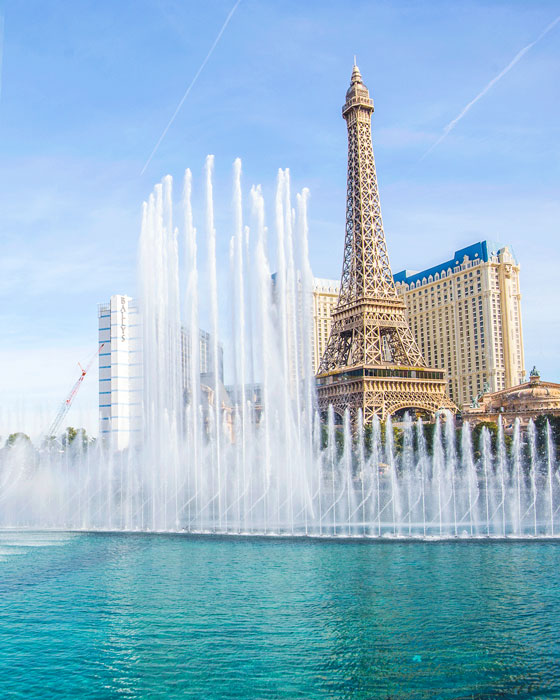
[{"left": 316, "top": 64, "right": 456, "bottom": 424}]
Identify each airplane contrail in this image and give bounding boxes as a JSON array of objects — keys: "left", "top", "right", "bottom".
[
  {"left": 140, "top": 0, "right": 242, "bottom": 175},
  {"left": 420, "top": 14, "right": 560, "bottom": 161}
]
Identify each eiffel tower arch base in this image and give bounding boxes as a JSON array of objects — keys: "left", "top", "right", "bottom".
[{"left": 316, "top": 370, "right": 456, "bottom": 424}]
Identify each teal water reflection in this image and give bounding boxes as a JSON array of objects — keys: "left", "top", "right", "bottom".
[{"left": 0, "top": 532, "right": 559, "bottom": 699}]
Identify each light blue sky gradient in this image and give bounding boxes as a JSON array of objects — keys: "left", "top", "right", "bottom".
[{"left": 0, "top": 0, "right": 558, "bottom": 436}]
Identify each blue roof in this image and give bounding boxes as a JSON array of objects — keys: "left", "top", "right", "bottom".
[{"left": 393, "top": 241, "right": 516, "bottom": 286}]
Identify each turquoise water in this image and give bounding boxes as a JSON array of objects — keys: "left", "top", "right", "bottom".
[{"left": 0, "top": 532, "right": 559, "bottom": 699}]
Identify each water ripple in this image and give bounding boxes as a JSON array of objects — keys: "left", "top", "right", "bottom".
[{"left": 0, "top": 535, "right": 559, "bottom": 699}]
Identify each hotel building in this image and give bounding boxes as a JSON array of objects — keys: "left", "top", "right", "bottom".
[
  {"left": 98, "top": 295, "right": 223, "bottom": 449},
  {"left": 311, "top": 278, "right": 340, "bottom": 374},
  {"left": 98, "top": 295, "right": 143, "bottom": 450},
  {"left": 271, "top": 274, "right": 340, "bottom": 378},
  {"left": 393, "top": 241, "right": 525, "bottom": 407},
  {"left": 312, "top": 241, "right": 525, "bottom": 409}
]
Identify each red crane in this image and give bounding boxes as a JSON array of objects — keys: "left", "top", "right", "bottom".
[{"left": 42, "top": 343, "right": 105, "bottom": 445}]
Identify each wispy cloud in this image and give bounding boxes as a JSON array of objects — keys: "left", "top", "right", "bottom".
[
  {"left": 421, "top": 14, "right": 560, "bottom": 160},
  {"left": 140, "top": 0, "right": 242, "bottom": 175}
]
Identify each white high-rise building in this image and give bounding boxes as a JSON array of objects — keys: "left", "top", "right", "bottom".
[
  {"left": 98, "top": 296, "right": 224, "bottom": 449},
  {"left": 98, "top": 295, "right": 142, "bottom": 450}
]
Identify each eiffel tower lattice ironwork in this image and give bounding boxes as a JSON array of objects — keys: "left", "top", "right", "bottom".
[{"left": 316, "top": 64, "right": 456, "bottom": 423}]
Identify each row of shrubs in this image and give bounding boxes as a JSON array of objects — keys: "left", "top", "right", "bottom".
[
  {"left": 3, "top": 427, "right": 93, "bottom": 451},
  {"left": 321, "top": 414, "right": 559, "bottom": 462}
]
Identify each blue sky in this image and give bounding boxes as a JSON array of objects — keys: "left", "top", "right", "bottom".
[{"left": 0, "top": 0, "right": 558, "bottom": 437}]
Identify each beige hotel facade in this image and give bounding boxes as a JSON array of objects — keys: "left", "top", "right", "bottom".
[
  {"left": 313, "top": 241, "right": 525, "bottom": 408},
  {"left": 311, "top": 277, "right": 341, "bottom": 375}
]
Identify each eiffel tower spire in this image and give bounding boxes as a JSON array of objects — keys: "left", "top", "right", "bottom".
[
  {"left": 340, "top": 63, "right": 398, "bottom": 303},
  {"left": 316, "top": 65, "right": 455, "bottom": 423}
]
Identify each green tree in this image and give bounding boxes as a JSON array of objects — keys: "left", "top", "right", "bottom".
[
  {"left": 534, "top": 414, "right": 560, "bottom": 460},
  {"left": 3, "top": 433, "right": 37, "bottom": 471},
  {"left": 62, "top": 426, "right": 77, "bottom": 447},
  {"left": 61, "top": 426, "right": 92, "bottom": 449},
  {"left": 320, "top": 423, "right": 345, "bottom": 458},
  {"left": 6, "top": 432, "right": 31, "bottom": 448},
  {"left": 421, "top": 422, "right": 436, "bottom": 455},
  {"left": 471, "top": 421, "right": 498, "bottom": 459},
  {"left": 75, "top": 428, "right": 89, "bottom": 449}
]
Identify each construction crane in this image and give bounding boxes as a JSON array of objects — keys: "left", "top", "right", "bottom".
[{"left": 42, "top": 343, "right": 105, "bottom": 446}]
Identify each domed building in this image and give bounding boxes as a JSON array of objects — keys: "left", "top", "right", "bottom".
[{"left": 463, "top": 367, "right": 560, "bottom": 428}]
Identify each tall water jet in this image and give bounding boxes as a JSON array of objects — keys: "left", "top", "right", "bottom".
[
  {"left": 496, "top": 418, "right": 507, "bottom": 537},
  {"left": 546, "top": 422, "right": 556, "bottom": 536},
  {"left": 433, "top": 417, "right": 444, "bottom": 535},
  {"left": 481, "top": 427, "right": 492, "bottom": 536},
  {"left": 512, "top": 419, "right": 523, "bottom": 536},
  {"left": 0, "top": 158, "right": 558, "bottom": 539},
  {"left": 183, "top": 167, "right": 202, "bottom": 531}
]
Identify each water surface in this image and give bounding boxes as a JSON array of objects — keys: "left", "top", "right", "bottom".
[{"left": 0, "top": 532, "right": 559, "bottom": 699}]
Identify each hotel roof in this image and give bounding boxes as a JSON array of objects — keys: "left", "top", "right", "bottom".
[{"left": 393, "top": 241, "right": 517, "bottom": 286}]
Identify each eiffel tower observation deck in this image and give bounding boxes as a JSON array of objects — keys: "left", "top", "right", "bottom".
[{"left": 316, "top": 64, "right": 456, "bottom": 424}]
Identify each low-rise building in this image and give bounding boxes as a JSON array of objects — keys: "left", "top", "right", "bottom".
[{"left": 463, "top": 367, "right": 560, "bottom": 428}]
